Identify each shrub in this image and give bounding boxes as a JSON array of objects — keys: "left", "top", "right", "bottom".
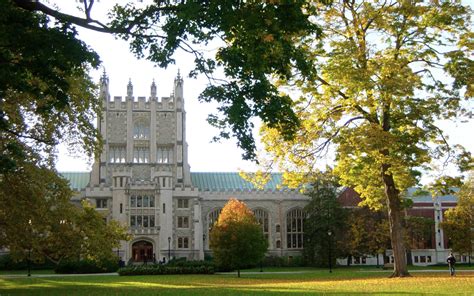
[
  {"left": 55, "top": 259, "right": 118, "bottom": 274},
  {"left": 118, "top": 261, "right": 215, "bottom": 276}
]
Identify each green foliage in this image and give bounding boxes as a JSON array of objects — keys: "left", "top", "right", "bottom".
[
  {"left": 0, "top": 2, "right": 109, "bottom": 268},
  {"left": 1, "top": 1, "right": 101, "bottom": 171},
  {"left": 0, "top": 157, "right": 129, "bottom": 266},
  {"left": 440, "top": 175, "right": 474, "bottom": 255},
  {"left": 259, "top": 0, "right": 473, "bottom": 276},
  {"left": 342, "top": 208, "right": 390, "bottom": 261},
  {"left": 12, "top": 0, "right": 323, "bottom": 160},
  {"left": 55, "top": 258, "right": 119, "bottom": 274},
  {"left": 404, "top": 216, "right": 435, "bottom": 250},
  {"left": 210, "top": 199, "right": 268, "bottom": 275},
  {"left": 303, "top": 174, "right": 347, "bottom": 267},
  {"left": 108, "top": 1, "right": 321, "bottom": 159},
  {"left": 118, "top": 261, "right": 215, "bottom": 276}
]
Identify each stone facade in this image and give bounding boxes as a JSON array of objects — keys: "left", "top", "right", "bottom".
[{"left": 81, "top": 72, "right": 309, "bottom": 264}]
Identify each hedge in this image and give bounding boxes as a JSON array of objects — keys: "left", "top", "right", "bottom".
[
  {"left": 118, "top": 261, "right": 214, "bottom": 276},
  {"left": 55, "top": 259, "right": 119, "bottom": 274}
]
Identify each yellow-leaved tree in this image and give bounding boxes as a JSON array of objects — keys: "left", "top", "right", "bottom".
[{"left": 260, "top": 1, "right": 473, "bottom": 277}]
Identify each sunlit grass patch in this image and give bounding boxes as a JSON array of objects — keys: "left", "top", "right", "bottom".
[{"left": 0, "top": 268, "right": 473, "bottom": 295}]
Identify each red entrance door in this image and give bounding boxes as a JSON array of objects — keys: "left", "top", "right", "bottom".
[{"left": 132, "top": 241, "right": 153, "bottom": 262}]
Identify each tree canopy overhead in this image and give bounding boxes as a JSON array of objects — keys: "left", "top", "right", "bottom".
[
  {"left": 259, "top": 0, "right": 473, "bottom": 277},
  {"left": 11, "top": 0, "right": 324, "bottom": 160},
  {"left": 1, "top": 1, "right": 101, "bottom": 172}
]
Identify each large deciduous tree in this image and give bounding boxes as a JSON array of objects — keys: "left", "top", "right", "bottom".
[
  {"left": 441, "top": 175, "right": 474, "bottom": 264},
  {"left": 0, "top": 157, "right": 129, "bottom": 265},
  {"left": 260, "top": 1, "right": 472, "bottom": 277},
  {"left": 210, "top": 198, "right": 267, "bottom": 277}
]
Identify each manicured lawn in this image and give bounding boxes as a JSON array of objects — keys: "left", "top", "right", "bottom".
[{"left": 1, "top": 267, "right": 473, "bottom": 295}]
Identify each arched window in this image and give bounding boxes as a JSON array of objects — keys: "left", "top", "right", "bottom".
[
  {"left": 109, "top": 145, "right": 126, "bottom": 163},
  {"left": 133, "top": 146, "right": 149, "bottom": 163},
  {"left": 286, "top": 208, "right": 305, "bottom": 249},
  {"left": 253, "top": 208, "right": 269, "bottom": 240},
  {"left": 208, "top": 208, "right": 222, "bottom": 230},
  {"left": 133, "top": 121, "right": 150, "bottom": 139}
]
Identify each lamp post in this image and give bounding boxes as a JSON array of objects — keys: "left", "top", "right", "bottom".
[
  {"left": 168, "top": 237, "right": 171, "bottom": 263},
  {"left": 27, "top": 219, "right": 32, "bottom": 277},
  {"left": 327, "top": 230, "right": 332, "bottom": 273},
  {"left": 27, "top": 248, "right": 31, "bottom": 277}
]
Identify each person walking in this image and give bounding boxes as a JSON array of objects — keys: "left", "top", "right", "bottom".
[{"left": 447, "top": 253, "right": 456, "bottom": 276}]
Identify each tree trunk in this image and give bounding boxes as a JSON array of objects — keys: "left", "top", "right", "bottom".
[
  {"left": 381, "top": 164, "right": 410, "bottom": 277},
  {"left": 237, "top": 268, "right": 240, "bottom": 278},
  {"left": 406, "top": 249, "right": 413, "bottom": 266}
]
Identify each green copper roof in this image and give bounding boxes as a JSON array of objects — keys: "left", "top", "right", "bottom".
[
  {"left": 191, "top": 172, "right": 284, "bottom": 191},
  {"left": 60, "top": 172, "right": 90, "bottom": 191},
  {"left": 59, "top": 172, "right": 285, "bottom": 191}
]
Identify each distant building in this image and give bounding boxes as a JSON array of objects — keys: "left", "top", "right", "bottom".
[
  {"left": 62, "top": 72, "right": 462, "bottom": 266},
  {"left": 337, "top": 187, "right": 465, "bottom": 266}
]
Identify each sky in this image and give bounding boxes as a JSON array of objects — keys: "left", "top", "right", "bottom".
[
  {"left": 55, "top": 0, "right": 473, "bottom": 176},
  {"left": 55, "top": 0, "right": 261, "bottom": 172}
]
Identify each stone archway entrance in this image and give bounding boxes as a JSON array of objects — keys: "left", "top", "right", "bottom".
[{"left": 132, "top": 240, "right": 153, "bottom": 262}]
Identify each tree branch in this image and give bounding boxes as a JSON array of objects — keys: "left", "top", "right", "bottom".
[
  {"left": 14, "top": 0, "right": 116, "bottom": 33},
  {"left": 315, "top": 75, "right": 378, "bottom": 124}
]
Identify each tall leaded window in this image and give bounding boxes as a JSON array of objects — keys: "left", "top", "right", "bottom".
[
  {"left": 129, "top": 194, "right": 155, "bottom": 208},
  {"left": 208, "top": 208, "right": 222, "bottom": 230},
  {"left": 177, "top": 198, "right": 189, "bottom": 209},
  {"left": 130, "top": 215, "right": 155, "bottom": 228},
  {"left": 133, "top": 121, "right": 150, "bottom": 139},
  {"left": 287, "top": 208, "right": 304, "bottom": 249},
  {"left": 253, "top": 209, "right": 269, "bottom": 240},
  {"left": 96, "top": 199, "right": 107, "bottom": 208},
  {"left": 133, "top": 146, "right": 149, "bottom": 163},
  {"left": 157, "top": 146, "right": 174, "bottom": 163},
  {"left": 177, "top": 216, "right": 189, "bottom": 228},
  {"left": 109, "top": 145, "right": 126, "bottom": 163}
]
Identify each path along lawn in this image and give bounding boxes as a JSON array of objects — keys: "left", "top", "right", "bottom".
[{"left": 0, "top": 268, "right": 473, "bottom": 295}]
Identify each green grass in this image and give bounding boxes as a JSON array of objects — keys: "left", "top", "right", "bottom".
[{"left": 0, "top": 267, "right": 473, "bottom": 295}]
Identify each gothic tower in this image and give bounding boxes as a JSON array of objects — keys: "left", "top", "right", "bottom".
[{"left": 85, "top": 72, "right": 202, "bottom": 262}]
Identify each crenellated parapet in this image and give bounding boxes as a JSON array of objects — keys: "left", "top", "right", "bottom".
[
  {"left": 199, "top": 188, "right": 309, "bottom": 202},
  {"left": 107, "top": 95, "right": 175, "bottom": 111}
]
